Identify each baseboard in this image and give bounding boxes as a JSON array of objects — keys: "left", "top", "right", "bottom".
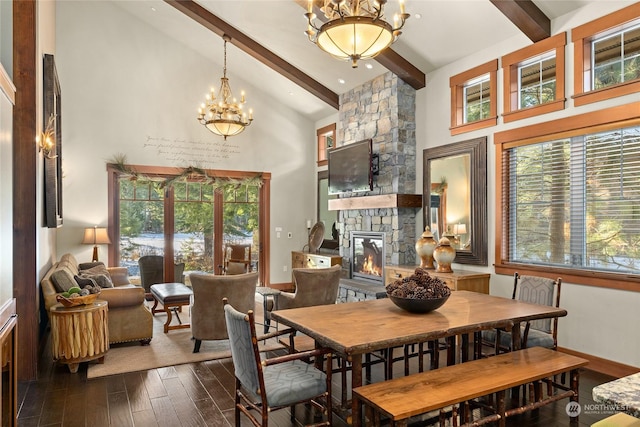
[{"left": 558, "top": 346, "right": 640, "bottom": 378}]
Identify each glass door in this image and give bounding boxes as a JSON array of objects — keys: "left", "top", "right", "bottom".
[{"left": 116, "top": 176, "right": 262, "bottom": 282}]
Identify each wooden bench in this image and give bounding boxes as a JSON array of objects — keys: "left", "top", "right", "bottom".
[{"left": 352, "top": 347, "right": 588, "bottom": 427}]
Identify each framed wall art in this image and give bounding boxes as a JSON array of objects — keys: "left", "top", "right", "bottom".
[{"left": 43, "top": 53, "right": 63, "bottom": 228}]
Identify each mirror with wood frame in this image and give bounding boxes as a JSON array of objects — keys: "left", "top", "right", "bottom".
[{"left": 423, "top": 137, "right": 487, "bottom": 265}]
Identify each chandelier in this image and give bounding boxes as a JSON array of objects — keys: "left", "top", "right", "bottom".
[
  {"left": 198, "top": 35, "right": 253, "bottom": 139},
  {"left": 305, "top": 0, "right": 409, "bottom": 68}
]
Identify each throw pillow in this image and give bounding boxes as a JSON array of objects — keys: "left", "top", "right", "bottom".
[
  {"left": 78, "top": 261, "right": 105, "bottom": 271},
  {"left": 74, "top": 275, "right": 97, "bottom": 288},
  {"left": 80, "top": 264, "right": 111, "bottom": 278},
  {"left": 79, "top": 273, "right": 114, "bottom": 288},
  {"left": 51, "top": 270, "right": 77, "bottom": 293}
]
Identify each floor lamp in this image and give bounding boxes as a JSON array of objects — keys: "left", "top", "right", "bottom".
[{"left": 82, "top": 226, "right": 111, "bottom": 262}]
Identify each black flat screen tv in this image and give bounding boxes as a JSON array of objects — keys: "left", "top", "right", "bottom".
[{"left": 328, "top": 139, "right": 373, "bottom": 195}]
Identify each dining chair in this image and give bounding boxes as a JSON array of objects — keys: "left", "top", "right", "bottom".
[
  {"left": 223, "top": 298, "right": 333, "bottom": 427},
  {"left": 223, "top": 243, "right": 252, "bottom": 274},
  {"left": 480, "top": 272, "right": 563, "bottom": 400},
  {"left": 264, "top": 264, "right": 341, "bottom": 333},
  {"left": 481, "top": 272, "right": 562, "bottom": 355},
  {"left": 190, "top": 271, "right": 258, "bottom": 353}
]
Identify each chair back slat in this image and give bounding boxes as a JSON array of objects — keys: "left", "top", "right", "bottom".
[
  {"left": 516, "top": 275, "right": 557, "bottom": 333},
  {"left": 224, "top": 303, "right": 261, "bottom": 395}
]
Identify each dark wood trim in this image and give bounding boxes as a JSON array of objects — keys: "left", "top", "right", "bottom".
[
  {"left": 449, "top": 59, "right": 498, "bottom": 136},
  {"left": 328, "top": 194, "right": 422, "bottom": 211},
  {"left": 13, "top": 0, "right": 38, "bottom": 381},
  {"left": 259, "top": 179, "right": 270, "bottom": 286},
  {"left": 571, "top": 3, "right": 640, "bottom": 106},
  {"left": 501, "top": 32, "right": 566, "bottom": 123},
  {"left": 165, "top": 0, "right": 339, "bottom": 110},
  {"left": 558, "top": 347, "right": 640, "bottom": 379},
  {"left": 371, "top": 47, "right": 425, "bottom": 90},
  {"left": 316, "top": 123, "right": 335, "bottom": 167},
  {"left": 490, "top": 0, "right": 550, "bottom": 42}
]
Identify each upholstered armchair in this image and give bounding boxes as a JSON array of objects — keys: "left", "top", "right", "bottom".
[
  {"left": 189, "top": 271, "right": 258, "bottom": 353},
  {"left": 138, "top": 255, "right": 185, "bottom": 299},
  {"left": 264, "top": 264, "right": 341, "bottom": 332}
]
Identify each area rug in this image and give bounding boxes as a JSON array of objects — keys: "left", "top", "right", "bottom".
[{"left": 87, "top": 299, "right": 283, "bottom": 379}]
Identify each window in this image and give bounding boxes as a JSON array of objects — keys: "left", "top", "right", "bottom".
[
  {"left": 464, "top": 75, "right": 491, "bottom": 123},
  {"left": 593, "top": 25, "right": 640, "bottom": 89},
  {"left": 495, "top": 102, "right": 640, "bottom": 291},
  {"left": 502, "top": 33, "right": 566, "bottom": 123},
  {"left": 317, "top": 123, "right": 336, "bottom": 166},
  {"left": 450, "top": 59, "right": 498, "bottom": 136},
  {"left": 572, "top": 3, "right": 640, "bottom": 107}
]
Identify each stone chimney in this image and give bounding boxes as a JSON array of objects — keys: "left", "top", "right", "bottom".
[{"left": 336, "top": 72, "right": 419, "bottom": 274}]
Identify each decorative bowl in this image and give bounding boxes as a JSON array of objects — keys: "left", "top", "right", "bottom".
[
  {"left": 387, "top": 294, "right": 450, "bottom": 314},
  {"left": 56, "top": 292, "right": 100, "bottom": 307}
]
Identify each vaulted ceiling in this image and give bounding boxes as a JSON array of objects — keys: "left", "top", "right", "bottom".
[{"left": 112, "top": 0, "right": 595, "bottom": 121}]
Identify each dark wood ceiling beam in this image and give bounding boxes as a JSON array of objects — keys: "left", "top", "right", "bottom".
[
  {"left": 165, "top": 0, "right": 339, "bottom": 109},
  {"left": 490, "top": 0, "right": 550, "bottom": 42},
  {"left": 295, "top": 0, "right": 425, "bottom": 90},
  {"left": 375, "top": 49, "right": 425, "bottom": 89}
]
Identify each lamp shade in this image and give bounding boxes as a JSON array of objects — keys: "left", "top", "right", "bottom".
[
  {"left": 82, "top": 227, "right": 111, "bottom": 245},
  {"left": 316, "top": 17, "right": 394, "bottom": 65},
  {"left": 205, "top": 120, "right": 247, "bottom": 138},
  {"left": 453, "top": 224, "right": 467, "bottom": 235}
]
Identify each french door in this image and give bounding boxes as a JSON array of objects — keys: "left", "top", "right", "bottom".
[{"left": 107, "top": 164, "right": 270, "bottom": 285}]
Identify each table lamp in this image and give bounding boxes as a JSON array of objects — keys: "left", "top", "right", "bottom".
[{"left": 82, "top": 226, "right": 111, "bottom": 262}]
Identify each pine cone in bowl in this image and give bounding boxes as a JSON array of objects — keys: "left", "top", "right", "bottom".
[{"left": 386, "top": 268, "right": 451, "bottom": 313}]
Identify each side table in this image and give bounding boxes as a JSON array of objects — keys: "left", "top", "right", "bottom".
[{"left": 49, "top": 300, "right": 109, "bottom": 373}]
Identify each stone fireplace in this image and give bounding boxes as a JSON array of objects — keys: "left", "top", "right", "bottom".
[
  {"left": 335, "top": 72, "right": 419, "bottom": 290},
  {"left": 351, "top": 231, "right": 385, "bottom": 284}
]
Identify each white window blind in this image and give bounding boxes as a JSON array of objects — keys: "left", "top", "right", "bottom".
[{"left": 505, "top": 125, "right": 640, "bottom": 274}]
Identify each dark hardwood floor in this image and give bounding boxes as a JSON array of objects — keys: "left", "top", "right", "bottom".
[{"left": 17, "top": 333, "right": 619, "bottom": 426}]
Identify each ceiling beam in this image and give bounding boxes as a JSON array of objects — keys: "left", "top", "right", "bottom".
[
  {"left": 294, "top": 0, "right": 425, "bottom": 90},
  {"left": 165, "top": 0, "right": 339, "bottom": 110},
  {"left": 490, "top": 0, "right": 551, "bottom": 42}
]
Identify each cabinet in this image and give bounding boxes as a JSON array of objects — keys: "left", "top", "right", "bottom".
[
  {"left": 292, "top": 251, "right": 342, "bottom": 269},
  {"left": 385, "top": 264, "right": 490, "bottom": 294}
]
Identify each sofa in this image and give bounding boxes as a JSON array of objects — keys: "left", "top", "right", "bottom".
[{"left": 41, "top": 253, "right": 153, "bottom": 345}]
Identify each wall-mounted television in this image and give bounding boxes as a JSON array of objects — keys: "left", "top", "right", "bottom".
[{"left": 328, "top": 139, "right": 373, "bottom": 195}]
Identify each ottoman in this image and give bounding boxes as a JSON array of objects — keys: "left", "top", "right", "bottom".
[{"left": 150, "top": 283, "right": 193, "bottom": 333}]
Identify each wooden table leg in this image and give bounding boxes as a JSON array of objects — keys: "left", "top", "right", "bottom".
[{"left": 351, "top": 355, "right": 363, "bottom": 427}]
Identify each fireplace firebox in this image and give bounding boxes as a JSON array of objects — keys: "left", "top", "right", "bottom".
[{"left": 351, "top": 231, "right": 385, "bottom": 284}]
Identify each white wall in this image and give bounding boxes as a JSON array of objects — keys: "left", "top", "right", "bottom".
[
  {"left": 55, "top": 1, "right": 316, "bottom": 284},
  {"left": 417, "top": 1, "right": 640, "bottom": 367}
]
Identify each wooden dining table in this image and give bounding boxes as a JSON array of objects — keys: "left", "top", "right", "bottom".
[{"left": 269, "top": 290, "right": 568, "bottom": 426}]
